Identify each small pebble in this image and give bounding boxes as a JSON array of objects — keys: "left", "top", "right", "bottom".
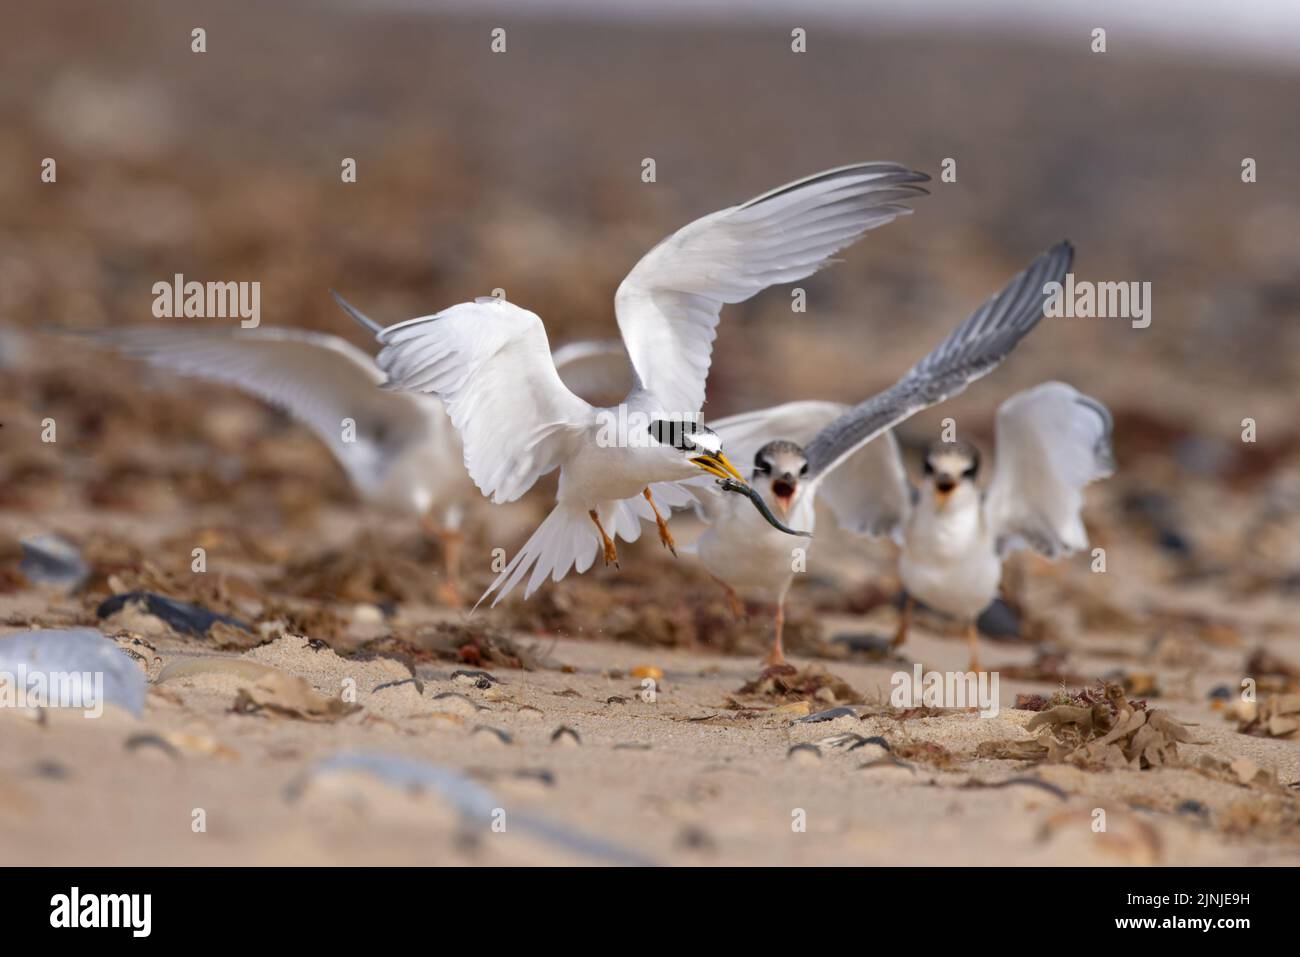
[
  {"left": 31, "top": 760, "right": 70, "bottom": 780},
  {"left": 795, "top": 706, "right": 859, "bottom": 724},
  {"left": 351, "top": 604, "right": 384, "bottom": 625},
  {"left": 832, "top": 633, "right": 894, "bottom": 655},
  {"left": 452, "top": 669, "right": 499, "bottom": 689},
  {"left": 676, "top": 825, "right": 716, "bottom": 851},
  {"left": 19, "top": 534, "right": 90, "bottom": 590}
]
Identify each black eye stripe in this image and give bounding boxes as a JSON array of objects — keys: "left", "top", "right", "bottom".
[{"left": 648, "top": 420, "right": 699, "bottom": 451}]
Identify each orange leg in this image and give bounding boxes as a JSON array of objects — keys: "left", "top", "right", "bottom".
[
  {"left": 892, "top": 594, "right": 914, "bottom": 649},
  {"left": 966, "top": 621, "right": 982, "bottom": 673},
  {"left": 642, "top": 488, "right": 677, "bottom": 556},
  {"left": 589, "top": 510, "right": 619, "bottom": 567},
  {"left": 762, "top": 600, "right": 787, "bottom": 667},
  {"left": 710, "top": 575, "right": 745, "bottom": 620},
  {"left": 421, "top": 512, "right": 464, "bottom": 608}
]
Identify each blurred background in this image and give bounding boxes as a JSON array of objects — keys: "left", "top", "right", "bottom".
[{"left": 0, "top": 0, "right": 1297, "bottom": 646}]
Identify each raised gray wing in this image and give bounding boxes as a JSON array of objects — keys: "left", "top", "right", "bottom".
[
  {"left": 802, "top": 241, "right": 1074, "bottom": 485},
  {"left": 816, "top": 429, "right": 912, "bottom": 540},
  {"left": 984, "top": 381, "right": 1114, "bottom": 558}
]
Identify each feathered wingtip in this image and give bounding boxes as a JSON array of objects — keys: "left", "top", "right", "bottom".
[
  {"left": 330, "top": 290, "right": 384, "bottom": 336},
  {"left": 473, "top": 503, "right": 600, "bottom": 612}
]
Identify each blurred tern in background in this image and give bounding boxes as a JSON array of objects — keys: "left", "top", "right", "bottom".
[
  {"left": 889, "top": 380, "right": 1113, "bottom": 670},
  {"left": 74, "top": 322, "right": 629, "bottom": 605}
]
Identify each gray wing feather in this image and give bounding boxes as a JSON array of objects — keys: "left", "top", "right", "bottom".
[
  {"left": 817, "top": 429, "right": 912, "bottom": 540},
  {"left": 330, "top": 290, "right": 384, "bottom": 335},
  {"left": 68, "top": 325, "right": 435, "bottom": 498},
  {"left": 803, "top": 241, "right": 1074, "bottom": 482}
]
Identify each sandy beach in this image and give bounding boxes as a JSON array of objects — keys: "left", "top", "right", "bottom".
[{"left": 1, "top": 0, "right": 1298, "bottom": 867}]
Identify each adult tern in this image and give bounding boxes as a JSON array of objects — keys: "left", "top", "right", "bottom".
[{"left": 350, "top": 162, "right": 931, "bottom": 607}]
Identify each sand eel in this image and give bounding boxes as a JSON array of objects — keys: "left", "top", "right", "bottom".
[
  {"left": 692, "top": 242, "right": 1075, "bottom": 665},
  {"left": 349, "top": 162, "right": 931, "bottom": 607},
  {"left": 73, "top": 323, "right": 627, "bottom": 605},
  {"left": 888, "top": 381, "right": 1114, "bottom": 670}
]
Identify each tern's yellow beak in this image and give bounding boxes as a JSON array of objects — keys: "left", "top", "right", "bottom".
[{"left": 691, "top": 451, "right": 746, "bottom": 483}]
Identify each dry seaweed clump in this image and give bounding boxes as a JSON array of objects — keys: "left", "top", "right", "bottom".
[
  {"left": 1238, "top": 693, "right": 1300, "bottom": 740},
  {"left": 232, "top": 671, "right": 362, "bottom": 722},
  {"left": 733, "top": 663, "right": 861, "bottom": 706},
  {"left": 353, "top": 622, "right": 568, "bottom": 672},
  {"left": 508, "top": 572, "right": 820, "bottom": 655},
  {"left": 892, "top": 740, "right": 961, "bottom": 769},
  {"left": 982, "top": 683, "right": 1198, "bottom": 769},
  {"left": 1013, "top": 682, "right": 1144, "bottom": 714},
  {"left": 1194, "top": 754, "right": 1289, "bottom": 793},
  {"left": 1245, "top": 648, "right": 1300, "bottom": 694},
  {"left": 272, "top": 539, "right": 451, "bottom": 606}
]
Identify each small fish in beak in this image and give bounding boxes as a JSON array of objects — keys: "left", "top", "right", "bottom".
[
  {"left": 717, "top": 477, "right": 810, "bottom": 537},
  {"left": 694, "top": 452, "right": 808, "bottom": 535}
]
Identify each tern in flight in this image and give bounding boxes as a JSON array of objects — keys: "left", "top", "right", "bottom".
[{"left": 347, "top": 162, "right": 931, "bottom": 607}]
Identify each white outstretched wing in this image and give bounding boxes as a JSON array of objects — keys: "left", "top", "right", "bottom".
[
  {"left": 707, "top": 399, "right": 910, "bottom": 538},
  {"left": 373, "top": 298, "right": 594, "bottom": 504},
  {"left": 77, "top": 326, "right": 439, "bottom": 498},
  {"left": 984, "top": 381, "right": 1114, "bottom": 558},
  {"left": 614, "top": 162, "right": 929, "bottom": 417}
]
